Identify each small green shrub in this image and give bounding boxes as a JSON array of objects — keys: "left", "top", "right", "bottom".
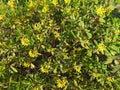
[{"left": 0, "top": 0, "right": 120, "bottom": 89}]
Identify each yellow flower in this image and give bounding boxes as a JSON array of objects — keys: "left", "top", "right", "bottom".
[
  {"left": 0, "top": 42, "right": 7, "bottom": 47},
  {"left": 23, "top": 62, "right": 30, "bottom": 68},
  {"left": 0, "top": 15, "right": 4, "bottom": 20},
  {"left": 47, "top": 48, "right": 55, "bottom": 55},
  {"left": 53, "top": 31, "right": 60, "bottom": 38},
  {"left": 34, "top": 22, "right": 41, "bottom": 30},
  {"left": 42, "top": 5, "right": 49, "bottom": 13},
  {"left": 57, "top": 79, "right": 67, "bottom": 88},
  {"left": 28, "top": 0, "right": 34, "bottom": 7},
  {"left": 29, "top": 50, "right": 38, "bottom": 57},
  {"left": 73, "top": 62, "right": 82, "bottom": 73},
  {"left": 36, "top": 35, "right": 43, "bottom": 42},
  {"left": 49, "top": 20, "right": 53, "bottom": 26},
  {"left": 52, "top": 0, "right": 58, "bottom": 6},
  {"left": 96, "top": 6, "right": 106, "bottom": 16},
  {"left": 64, "top": 0, "right": 71, "bottom": 4},
  {"left": 74, "top": 65, "right": 81, "bottom": 73},
  {"left": 92, "top": 72, "right": 100, "bottom": 78},
  {"left": 98, "top": 43, "right": 106, "bottom": 53},
  {"left": 107, "top": 77, "right": 115, "bottom": 82},
  {"left": 40, "top": 66, "right": 49, "bottom": 73},
  {"left": 115, "top": 29, "right": 120, "bottom": 35},
  {"left": 7, "top": 0, "right": 15, "bottom": 8},
  {"left": 21, "top": 38, "right": 30, "bottom": 46},
  {"left": 23, "top": 62, "right": 35, "bottom": 69}
]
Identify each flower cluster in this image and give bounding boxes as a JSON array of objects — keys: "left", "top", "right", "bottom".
[
  {"left": 0, "top": 0, "right": 119, "bottom": 89},
  {"left": 97, "top": 43, "right": 106, "bottom": 54},
  {"left": 96, "top": 6, "right": 106, "bottom": 17},
  {"left": 21, "top": 38, "right": 30, "bottom": 46},
  {"left": 57, "top": 79, "right": 68, "bottom": 88},
  {"left": 7, "top": 0, "right": 15, "bottom": 9},
  {"left": 33, "top": 22, "right": 41, "bottom": 30},
  {"left": 29, "top": 50, "right": 39, "bottom": 58}
]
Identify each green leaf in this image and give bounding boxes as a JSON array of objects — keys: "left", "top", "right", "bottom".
[
  {"left": 104, "top": 58, "right": 113, "bottom": 64},
  {"left": 116, "top": 0, "right": 120, "bottom": 4},
  {"left": 0, "top": 83, "right": 8, "bottom": 88},
  {"left": 86, "top": 32, "right": 92, "bottom": 39},
  {"left": 10, "top": 66, "right": 18, "bottom": 73},
  {"left": 104, "top": 55, "right": 120, "bottom": 64},
  {"left": 110, "top": 45, "right": 120, "bottom": 53},
  {"left": 73, "top": 80, "right": 78, "bottom": 87},
  {"left": 111, "top": 65, "right": 120, "bottom": 73}
]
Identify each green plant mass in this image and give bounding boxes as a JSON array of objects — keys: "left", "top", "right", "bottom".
[{"left": 0, "top": 0, "right": 120, "bottom": 89}]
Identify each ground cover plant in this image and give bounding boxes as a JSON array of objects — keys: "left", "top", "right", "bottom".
[{"left": 0, "top": 0, "right": 120, "bottom": 89}]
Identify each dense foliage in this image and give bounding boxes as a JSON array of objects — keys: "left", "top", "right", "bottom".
[{"left": 0, "top": 0, "right": 120, "bottom": 89}]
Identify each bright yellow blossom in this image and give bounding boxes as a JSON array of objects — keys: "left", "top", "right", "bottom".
[
  {"left": 29, "top": 50, "right": 38, "bottom": 57},
  {"left": 74, "top": 65, "right": 81, "bottom": 73},
  {"left": 97, "top": 43, "right": 106, "bottom": 53},
  {"left": 23, "top": 62, "right": 35, "bottom": 69},
  {"left": 36, "top": 35, "right": 43, "bottom": 42},
  {"left": 0, "top": 42, "right": 7, "bottom": 47},
  {"left": 57, "top": 79, "right": 67, "bottom": 88},
  {"left": 40, "top": 66, "right": 49, "bottom": 73},
  {"left": 52, "top": 0, "right": 58, "bottom": 6},
  {"left": 7, "top": 0, "right": 15, "bottom": 9},
  {"left": 28, "top": 0, "right": 34, "bottom": 7},
  {"left": 42, "top": 5, "right": 49, "bottom": 13},
  {"left": 21, "top": 38, "right": 30, "bottom": 46},
  {"left": 96, "top": 6, "right": 106, "bottom": 16},
  {"left": 23, "top": 62, "right": 30, "bottom": 68},
  {"left": 73, "top": 62, "right": 82, "bottom": 73},
  {"left": 53, "top": 31, "right": 60, "bottom": 38},
  {"left": 47, "top": 48, "right": 55, "bottom": 55},
  {"left": 64, "top": 0, "right": 71, "bottom": 4},
  {"left": 115, "top": 29, "right": 120, "bottom": 35},
  {"left": 34, "top": 22, "right": 41, "bottom": 30},
  {"left": 0, "top": 15, "right": 4, "bottom": 20}
]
